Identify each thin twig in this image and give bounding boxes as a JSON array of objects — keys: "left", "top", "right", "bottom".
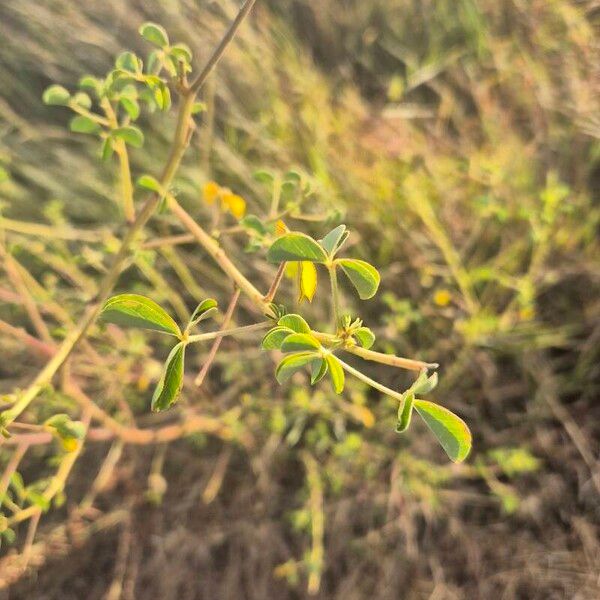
[{"left": 195, "top": 287, "right": 241, "bottom": 386}]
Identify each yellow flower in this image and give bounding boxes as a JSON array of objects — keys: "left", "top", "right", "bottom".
[
  {"left": 433, "top": 289, "right": 452, "bottom": 307},
  {"left": 285, "top": 260, "right": 317, "bottom": 303},
  {"left": 203, "top": 180, "right": 220, "bottom": 204},
  {"left": 221, "top": 191, "right": 246, "bottom": 219}
]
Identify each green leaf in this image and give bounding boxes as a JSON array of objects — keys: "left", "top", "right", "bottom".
[
  {"left": 354, "top": 326, "right": 375, "bottom": 349},
  {"left": 100, "top": 137, "right": 114, "bottom": 161},
  {"left": 280, "top": 333, "right": 321, "bottom": 353},
  {"left": 414, "top": 399, "right": 472, "bottom": 462},
  {"left": 189, "top": 298, "right": 218, "bottom": 327},
  {"left": 151, "top": 343, "right": 185, "bottom": 412},
  {"left": 111, "top": 125, "right": 144, "bottom": 148},
  {"left": 100, "top": 294, "right": 181, "bottom": 337},
  {"left": 267, "top": 233, "right": 328, "bottom": 263},
  {"left": 45, "top": 414, "right": 86, "bottom": 440},
  {"left": 154, "top": 83, "right": 171, "bottom": 111},
  {"left": 325, "top": 354, "right": 345, "bottom": 394},
  {"left": 395, "top": 392, "right": 415, "bottom": 433},
  {"left": 170, "top": 43, "right": 192, "bottom": 64},
  {"left": 411, "top": 371, "right": 438, "bottom": 395},
  {"left": 337, "top": 258, "right": 380, "bottom": 300},
  {"left": 139, "top": 22, "right": 169, "bottom": 48},
  {"left": 262, "top": 326, "right": 294, "bottom": 350},
  {"left": 275, "top": 352, "right": 317, "bottom": 384},
  {"left": 310, "top": 357, "right": 328, "bottom": 384},
  {"left": 120, "top": 97, "right": 140, "bottom": 120},
  {"left": 73, "top": 92, "right": 92, "bottom": 109},
  {"left": 241, "top": 214, "right": 267, "bottom": 235},
  {"left": 43, "top": 84, "right": 70, "bottom": 106},
  {"left": 277, "top": 314, "right": 310, "bottom": 334},
  {"left": 319, "top": 225, "right": 349, "bottom": 256},
  {"left": 116, "top": 51, "right": 142, "bottom": 73},
  {"left": 253, "top": 170, "right": 274, "bottom": 184},
  {"left": 79, "top": 75, "right": 103, "bottom": 96},
  {"left": 136, "top": 174, "right": 163, "bottom": 193},
  {"left": 69, "top": 115, "right": 101, "bottom": 135}
]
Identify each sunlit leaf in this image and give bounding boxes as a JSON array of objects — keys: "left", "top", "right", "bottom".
[
  {"left": 170, "top": 43, "right": 193, "bottom": 65},
  {"left": 277, "top": 314, "right": 310, "bottom": 334},
  {"left": 45, "top": 414, "right": 86, "bottom": 441},
  {"left": 100, "top": 137, "right": 114, "bottom": 161},
  {"left": 275, "top": 352, "right": 318, "bottom": 384},
  {"left": 112, "top": 125, "right": 144, "bottom": 148},
  {"left": 136, "top": 174, "right": 162, "bottom": 193},
  {"left": 354, "top": 326, "right": 375, "bottom": 349},
  {"left": 267, "top": 233, "right": 328, "bottom": 263},
  {"left": 280, "top": 333, "right": 321, "bottom": 353},
  {"left": 151, "top": 343, "right": 185, "bottom": 412},
  {"left": 139, "top": 22, "right": 169, "bottom": 48},
  {"left": 43, "top": 84, "right": 70, "bottom": 106},
  {"left": 411, "top": 371, "right": 438, "bottom": 395},
  {"left": 319, "top": 225, "right": 349, "bottom": 256},
  {"left": 70, "top": 115, "right": 101, "bottom": 135},
  {"left": 326, "top": 354, "right": 344, "bottom": 394},
  {"left": 337, "top": 258, "right": 380, "bottom": 299},
  {"left": 100, "top": 294, "right": 181, "bottom": 337},
  {"left": 262, "top": 326, "right": 294, "bottom": 350},
  {"left": 73, "top": 92, "right": 92, "bottom": 109},
  {"left": 414, "top": 399, "right": 471, "bottom": 462},
  {"left": 154, "top": 83, "right": 171, "bottom": 111},
  {"left": 115, "top": 51, "right": 142, "bottom": 73},
  {"left": 120, "top": 97, "right": 140, "bottom": 120},
  {"left": 189, "top": 298, "right": 218, "bottom": 327},
  {"left": 310, "top": 357, "right": 328, "bottom": 384},
  {"left": 395, "top": 392, "right": 415, "bottom": 433}
]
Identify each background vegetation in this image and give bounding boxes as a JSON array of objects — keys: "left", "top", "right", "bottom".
[{"left": 0, "top": 0, "right": 598, "bottom": 598}]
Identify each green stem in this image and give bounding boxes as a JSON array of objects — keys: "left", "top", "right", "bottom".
[
  {"left": 336, "top": 357, "right": 404, "bottom": 402},
  {"left": 187, "top": 321, "right": 269, "bottom": 344}
]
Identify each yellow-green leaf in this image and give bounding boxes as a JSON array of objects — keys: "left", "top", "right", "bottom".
[
  {"left": 395, "top": 392, "right": 415, "bottom": 433},
  {"left": 101, "top": 294, "right": 181, "bottom": 337},
  {"left": 414, "top": 399, "right": 472, "bottom": 462},
  {"left": 275, "top": 352, "right": 318, "bottom": 384},
  {"left": 277, "top": 314, "right": 311, "bottom": 334},
  {"left": 151, "top": 343, "right": 185, "bottom": 412},
  {"left": 337, "top": 258, "right": 380, "bottom": 300},
  {"left": 325, "top": 354, "right": 345, "bottom": 394},
  {"left": 43, "top": 84, "right": 70, "bottom": 106},
  {"left": 267, "top": 233, "right": 328, "bottom": 263},
  {"left": 319, "top": 225, "right": 349, "bottom": 256},
  {"left": 280, "top": 333, "right": 321, "bottom": 353},
  {"left": 262, "top": 326, "right": 294, "bottom": 350},
  {"left": 139, "top": 22, "right": 169, "bottom": 48}
]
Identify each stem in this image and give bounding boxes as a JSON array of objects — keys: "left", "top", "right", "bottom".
[
  {"left": 187, "top": 321, "right": 269, "bottom": 344},
  {"left": 194, "top": 287, "right": 240, "bottom": 386},
  {"left": 328, "top": 264, "right": 341, "bottom": 330},
  {"left": 263, "top": 262, "right": 286, "bottom": 304},
  {"left": 188, "top": 0, "right": 258, "bottom": 94},
  {"left": 115, "top": 142, "right": 135, "bottom": 223},
  {"left": 167, "top": 195, "right": 272, "bottom": 314},
  {"left": 345, "top": 345, "right": 438, "bottom": 372},
  {"left": 336, "top": 357, "right": 404, "bottom": 402}
]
